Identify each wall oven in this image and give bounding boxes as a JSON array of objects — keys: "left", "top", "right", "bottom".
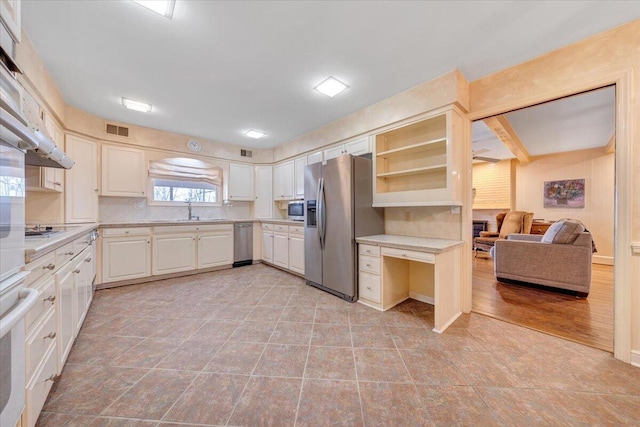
[{"left": 287, "top": 201, "right": 304, "bottom": 221}]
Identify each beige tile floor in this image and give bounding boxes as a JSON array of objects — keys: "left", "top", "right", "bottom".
[{"left": 37, "top": 264, "right": 640, "bottom": 426}]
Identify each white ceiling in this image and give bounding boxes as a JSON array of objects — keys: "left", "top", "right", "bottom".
[
  {"left": 21, "top": 1, "right": 638, "bottom": 149},
  {"left": 472, "top": 86, "right": 615, "bottom": 161}
]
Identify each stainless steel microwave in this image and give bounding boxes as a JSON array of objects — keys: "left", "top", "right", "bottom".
[{"left": 287, "top": 201, "right": 304, "bottom": 221}]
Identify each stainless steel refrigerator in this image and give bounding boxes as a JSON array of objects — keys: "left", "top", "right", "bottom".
[{"left": 304, "top": 154, "right": 384, "bottom": 301}]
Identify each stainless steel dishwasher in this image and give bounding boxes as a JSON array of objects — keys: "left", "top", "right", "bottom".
[{"left": 233, "top": 222, "right": 253, "bottom": 267}]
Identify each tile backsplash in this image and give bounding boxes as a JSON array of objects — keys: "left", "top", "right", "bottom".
[{"left": 99, "top": 197, "right": 251, "bottom": 222}]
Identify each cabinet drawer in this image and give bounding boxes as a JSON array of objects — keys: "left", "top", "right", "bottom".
[
  {"left": 25, "top": 343, "right": 57, "bottom": 427},
  {"left": 26, "top": 308, "right": 56, "bottom": 383},
  {"left": 24, "top": 252, "right": 56, "bottom": 287},
  {"left": 102, "top": 227, "right": 151, "bottom": 237},
  {"left": 274, "top": 224, "right": 289, "bottom": 233},
  {"left": 289, "top": 225, "right": 304, "bottom": 235},
  {"left": 26, "top": 276, "right": 56, "bottom": 333},
  {"left": 381, "top": 247, "right": 435, "bottom": 264},
  {"left": 359, "top": 272, "right": 381, "bottom": 303},
  {"left": 194, "top": 224, "right": 233, "bottom": 232},
  {"left": 55, "top": 243, "right": 76, "bottom": 266},
  {"left": 72, "top": 234, "right": 92, "bottom": 255},
  {"left": 359, "top": 255, "right": 380, "bottom": 275},
  {"left": 359, "top": 244, "right": 380, "bottom": 257},
  {"left": 262, "top": 223, "right": 274, "bottom": 231}
]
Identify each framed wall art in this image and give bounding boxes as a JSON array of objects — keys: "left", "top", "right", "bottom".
[{"left": 543, "top": 179, "right": 585, "bottom": 208}]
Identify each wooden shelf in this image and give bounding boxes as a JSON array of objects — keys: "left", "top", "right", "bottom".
[
  {"left": 377, "top": 164, "right": 446, "bottom": 179},
  {"left": 377, "top": 138, "right": 446, "bottom": 157}
]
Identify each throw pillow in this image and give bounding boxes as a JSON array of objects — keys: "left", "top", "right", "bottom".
[
  {"left": 540, "top": 219, "right": 586, "bottom": 244},
  {"left": 498, "top": 211, "right": 525, "bottom": 239}
]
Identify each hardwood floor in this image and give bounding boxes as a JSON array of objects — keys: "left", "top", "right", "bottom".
[{"left": 472, "top": 256, "right": 614, "bottom": 352}]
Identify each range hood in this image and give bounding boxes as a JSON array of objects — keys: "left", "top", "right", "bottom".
[{"left": 0, "top": 105, "right": 74, "bottom": 169}]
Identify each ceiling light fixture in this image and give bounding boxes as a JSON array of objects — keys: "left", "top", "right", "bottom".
[
  {"left": 314, "top": 76, "right": 349, "bottom": 97},
  {"left": 122, "top": 97, "right": 152, "bottom": 113},
  {"left": 244, "top": 130, "right": 265, "bottom": 139},
  {"left": 132, "top": 0, "right": 176, "bottom": 19}
]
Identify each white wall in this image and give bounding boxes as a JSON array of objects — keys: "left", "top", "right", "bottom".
[{"left": 516, "top": 148, "right": 614, "bottom": 264}]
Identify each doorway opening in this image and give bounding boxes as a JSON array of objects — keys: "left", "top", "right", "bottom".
[{"left": 469, "top": 86, "right": 615, "bottom": 352}]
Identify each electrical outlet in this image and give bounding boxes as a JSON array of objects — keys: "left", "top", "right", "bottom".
[
  {"left": 404, "top": 211, "right": 411, "bottom": 221},
  {"left": 133, "top": 200, "right": 144, "bottom": 210},
  {"left": 451, "top": 206, "right": 461, "bottom": 214}
]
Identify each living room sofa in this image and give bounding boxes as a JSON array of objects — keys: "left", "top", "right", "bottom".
[{"left": 491, "top": 230, "right": 594, "bottom": 296}]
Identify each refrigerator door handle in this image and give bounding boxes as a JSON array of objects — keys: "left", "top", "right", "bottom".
[{"left": 318, "top": 177, "right": 326, "bottom": 250}]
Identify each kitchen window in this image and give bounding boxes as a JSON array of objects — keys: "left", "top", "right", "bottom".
[{"left": 148, "top": 157, "right": 222, "bottom": 205}]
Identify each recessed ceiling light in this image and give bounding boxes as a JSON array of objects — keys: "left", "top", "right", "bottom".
[
  {"left": 244, "top": 130, "right": 265, "bottom": 139},
  {"left": 122, "top": 97, "right": 152, "bottom": 113},
  {"left": 314, "top": 76, "right": 349, "bottom": 97},
  {"left": 132, "top": 0, "right": 176, "bottom": 19}
]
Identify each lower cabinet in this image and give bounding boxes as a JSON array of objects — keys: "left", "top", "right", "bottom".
[
  {"left": 55, "top": 262, "right": 75, "bottom": 372},
  {"left": 102, "top": 228, "right": 151, "bottom": 283},
  {"left": 261, "top": 223, "right": 305, "bottom": 276},
  {"left": 73, "top": 247, "right": 93, "bottom": 333},
  {"left": 262, "top": 228, "right": 274, "bottom": 263},
  {"left": 153, "top": 233, "right": 197, "bottom": 275},
  {"left": 197, "top": 227, "right": 234, "bottom": 269},
  {"left": 288, "top": 227, "right": 305, "bottom": 275},
  {"left": 273, "top": 232, "right": 289, "bottom": 268}
]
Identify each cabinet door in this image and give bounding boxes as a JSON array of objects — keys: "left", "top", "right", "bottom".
[
  {"left": 307, "top": 151, "right": 323, "bottom": 165},
  {"left": 254, "top": 166, "right": 272, "bottom": 218},
  {"left": 43, "top": 167, "right": 64, "bottom": 192},
  {"left": 65, "top": 135, "right": 98, "bottom": 223},
  {"left": 324, "top": 145, "right": 344, "bottom": 161},
  {"left": 273, "top": 232, "right": 289, "bottom": 268},
  {"left": 294, "top": 157, "right": 307, "bottom": 199},
  {"left": 0, "top": 0, "right": 21, "bottom": 42},
  {"left": 262, "top": 231, "right": 273, "bottom": 263},
  {"left": 101, "top": 144, "right": 146, "bottom": 197},
  {"left": 198, "top": 232, "right": 233, "bottom": 269},
  {"left": 345, "top": 137, "right": 370, "bottom": 156},
  {"left": 273, "top": 163, "right": 284, "bottom": 200},
  {"left": 55, "top": 264, "right": 75, "bottom": 372},
  {"left": 288, "top": 234, "right": 305, "bottom": 274},
  {"left": 282, "top": 161, "right": 295, "bottom": 199},
  {"left": 73, "top": 249, "right": 91, "bottom": 333},
  {"left": 228, "top": 163, "right": 254, "bottom": 201},
  {"left": 152, "top": 233, "right": 197, "bottom": 275},
  {"left": 102, "top": 237, "right": 151, "bottom": 283}
]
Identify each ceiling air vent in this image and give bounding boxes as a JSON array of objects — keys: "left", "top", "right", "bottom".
[
  {"left": 106, "top": 123, "right": 129, "bottom": 137},
  {"left": 241, "top": 149, "right": 253, "bottom": 158}
]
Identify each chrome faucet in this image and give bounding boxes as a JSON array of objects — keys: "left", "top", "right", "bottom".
[{"left": 186, "top": 200, "right": 193, "bottom": 220}]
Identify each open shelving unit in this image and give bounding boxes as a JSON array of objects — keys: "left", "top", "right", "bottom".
[{"left": 372, "top": 107, "right": 464, "bottom": 206}]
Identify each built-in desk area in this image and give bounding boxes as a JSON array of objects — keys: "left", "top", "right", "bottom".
[{"left": 355, "top": 234, "right": 464, "bottom": 333}]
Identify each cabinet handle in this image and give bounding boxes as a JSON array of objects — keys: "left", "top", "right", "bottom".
[
  {"left": 82, "top": 240, "right": 90, "bottom": 244},
  {"left": 366, "top": 263, "right": 371, "bottom": 267},
  {"left": 73, "top": 268, "right": 81, "bottom": 274},
  {"left": 43, "top": 263, "right": 55, "bottom": 270},
  {"left": 45, "top": 374, "right": 59, "bottom": 383},
  {"left": 94, "top": 189, "right": 99, "bottom": 192},
  {"left": 65, "top": 251, "right": 74, "bottom": 256},
  {"left": 85, "top": 257, "right": 92, "bottom": 262},
  {"left": 147, "top": 241, "right": 150, "bottom": 244},
  {"left": 43, "top": 332, "right": 56, "bottom": 340},
  {"left": 53, "top": 181, "right": 61, "bottom": 186},
  {"left": 125, "top": 231, "right": 130, "bottom": 234},
  {"left": 366, "top": 286, "right": 372, "bottom": 290},
  {"left": 43, "top": 295, "right": 56, "bottom": 303}
]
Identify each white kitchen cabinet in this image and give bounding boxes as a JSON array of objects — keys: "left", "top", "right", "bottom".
[
  {"left": 152, "top": 233, "right": 197, "bottom": 275},
  {"left": 227, "top": 163, "right": 254, "bottom": 201},
  {"left": 198, "top": 227, "right": 234, "bottom": 269},
  {"left": 288, "top": 228, "right": 305, "bottom": 275},
  {"left": 55, "top": 262, "right": 75, "bottom": 372},
  {"left": 273, "top": 160, "right": 294, "bottom": 200},
  {"left": 25, "top": 166, "right": 63, "bottom": 192},
  {"left": 324, "top": 136, "right": 370, "bottom": 161},
  {"left": 273, "top": 231, "right": 289, "bottom": 268},
  {"left": 65, "top": 135, "right": 98, "bottom": 223},
  {"left": 307, "top": 151, "right": 323, "bottom": 165},
  {"left": 102, "top": 228, "right": 151, "bottom": 283},
  {"left": 101, "top": 144, "right": 146, "bottom": 197},
  {"left": 73, "top": 246, "right": 93, "bottom": 333},
  {"left": 0, "top": 0, "right": 21, "bottom": 42},
  {"left": 262, "top": 227, "right": 274, "bottom": 263},
  {"left": 294, "top": 157, "right": 307, "bottom": 199},
  {"left": 254, "top": 166, "right": 272, "bottom": 218}
]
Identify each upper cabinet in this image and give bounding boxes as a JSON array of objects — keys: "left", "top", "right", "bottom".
[
  {"left": 307, "top": 151, "right": 323, "bottom": 165},
  {"left": 101, "top": 144, "right": 146, "bottom": 197},
  {"left": 226, "top": 162, "right": 254, "bottom": 201},
  {"left": 0, "top": 0, "right": 21, "bottom": 42},
  {"left": 372, "top": 106, "right": 465, "bottom": 207},
  {"left": 324, "top": 137, "right": 370, "bottom": 161},
  {"left": 254, "top": 165, "right": 272, "bottom": 218},
  {"left": 65, "top": 135, "right": 98, "bottom": 223},
  {"left": 273, "top": 160, "right": 294, "bottom": 200},
  {"left": 294, "top": 156, "right": 307, "bottom": 199}
]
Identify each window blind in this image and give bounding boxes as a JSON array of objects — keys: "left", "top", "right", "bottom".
[{"left": 148, "top": 157, "right": 222, "bottom": 186}]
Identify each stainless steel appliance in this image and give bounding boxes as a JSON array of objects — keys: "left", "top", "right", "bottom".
[
  {"left": 304, "top": 155, "right": 384, "bottom": 301},
  {"left": 233, "top": 222, "right": 253, "bottom": 267},
  {"left": 287, "top": 201, "right": 304, "bottom": 221}
]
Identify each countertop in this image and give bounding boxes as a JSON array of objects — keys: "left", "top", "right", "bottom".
[
  {"left": 25, "top": 223, "right": 99, "bottom": 263},
  {"left": 356, "top": 234, "right": 463, "bottom": 254}
]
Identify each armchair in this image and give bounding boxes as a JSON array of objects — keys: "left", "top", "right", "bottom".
[
  {"left": 491, "top": 231, "right": 594, "bottom": 296},
  {"left": 473, "top": 211, "right": 534, "bottom": 255}
]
